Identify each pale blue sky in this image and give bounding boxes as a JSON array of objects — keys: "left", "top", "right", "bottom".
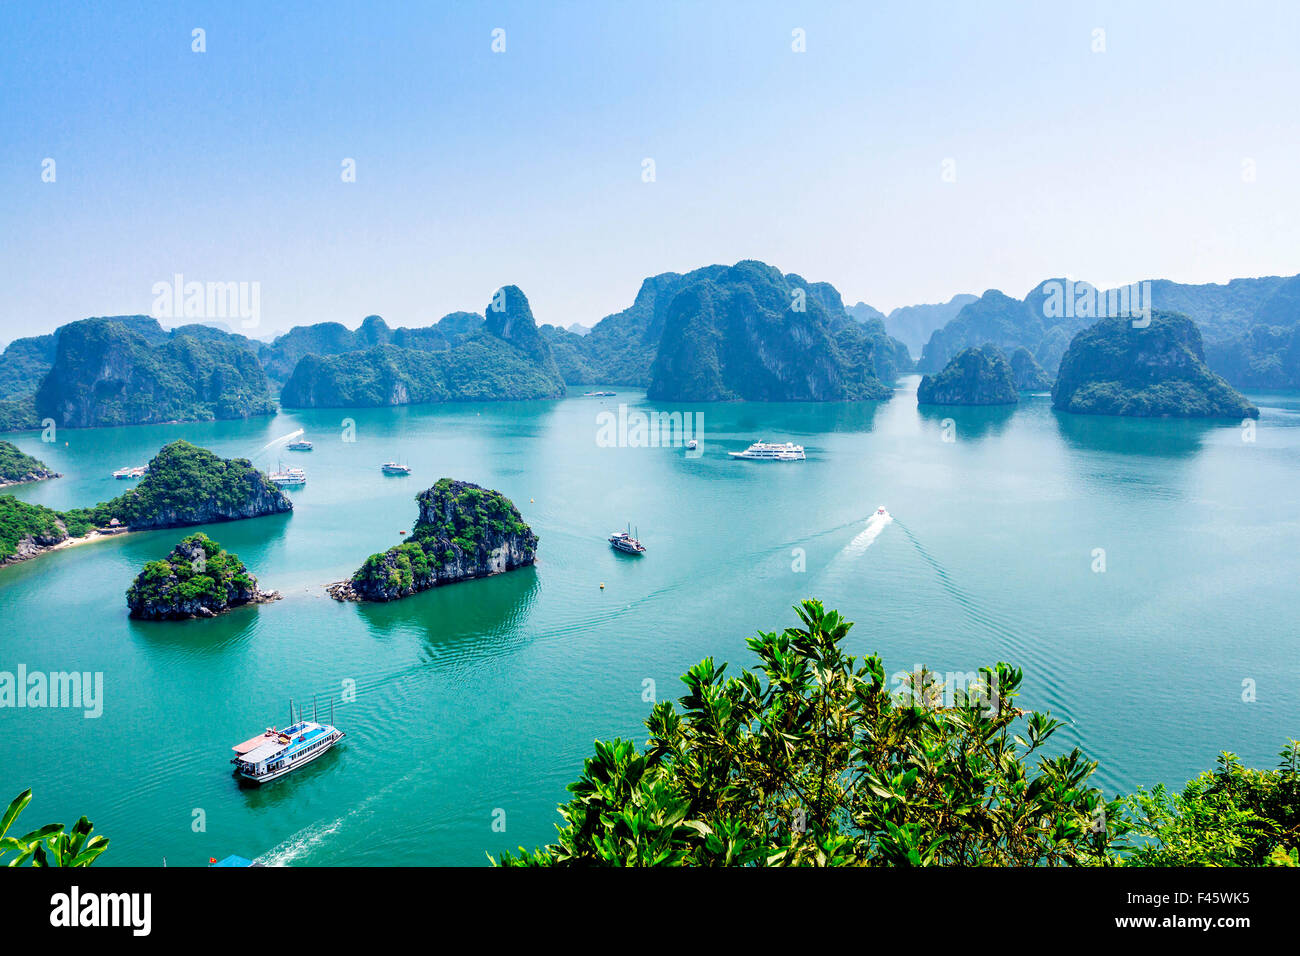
[{"left": 3, "top": 0, "right": 1298, "bottom": 341}]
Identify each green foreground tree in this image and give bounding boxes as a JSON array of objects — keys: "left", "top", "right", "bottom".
[
  {"left": 0, "top": 790, "right": 108, "bottom": 867},
  {"left": 496, "top": 600, "right": 1128, "bottom": 866},
  {"left": 1126, "top": 743, "right": 1300, "bottom": 866}
]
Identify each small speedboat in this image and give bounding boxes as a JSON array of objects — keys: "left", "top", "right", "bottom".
[
  {"left": 686, "top": 439, "right": 698, "bottom": 450},
  {"left": 877, "top": 505, "right": 887, "bottom": 516}
]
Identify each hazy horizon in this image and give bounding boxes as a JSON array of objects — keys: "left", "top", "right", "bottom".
[{"left": 5, "top": 0, "right": 1299, "bottom": 340}]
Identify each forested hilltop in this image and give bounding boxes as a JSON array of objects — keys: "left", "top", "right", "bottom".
[
  {"left": 279, "top": 286, "right": 566, "bottom": 407},
  {"left": 0, "top": 440, "right": 59, "bottom": 487},
  {"left": 330, "top": 478, "right": 537, "bottom": 602},
  {"left": 1052, "top": 312, "right": 1259, "bottom": 419},
  {"left": 26, "top": 316, "right": 273, "bottom": 429},
  {"left": 0, "top": 440, "right": 290, "bottom": 567}
]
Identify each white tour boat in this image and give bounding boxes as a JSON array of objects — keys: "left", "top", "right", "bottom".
[
  {"left": 269, "top": 464, "right": 307, "bottom": 487},
  {"left": 728, "top": 441, "right": 806, "bottom": 461},
  {"left": 609, "top": 525, "right": 646, "bottom": 555},
  {"left": 231, "top": 701, "right": 345, "bottom": 785}
]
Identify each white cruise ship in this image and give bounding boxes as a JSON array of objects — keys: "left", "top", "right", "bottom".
[
  {"left": 728, "top": 441, "right": 806, "bottom": 461},
  {"left": 231, "top": 720, "right": 345, "bottom": 784},
  {"left": 269, "top": 465, "right": 307, "bottom": 487}
]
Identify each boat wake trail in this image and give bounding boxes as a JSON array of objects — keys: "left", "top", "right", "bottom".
[
  {"left": 255, "top": 770, "right": 417, "bottom": 866},
  {"left": 841, "top": 510, "right": 893, "bottom": 557},
  {"left": 256, "top": 428, "right": 304, "bottom": 458},
  {"left": 890, "top": 518, "right": 1079, "bottom": 734}
]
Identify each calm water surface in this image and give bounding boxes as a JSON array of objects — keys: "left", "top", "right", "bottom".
[{"left": 1, "top": 377, "right": 1297, "bottom": 865}]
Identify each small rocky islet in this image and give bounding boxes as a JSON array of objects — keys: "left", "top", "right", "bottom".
[
  {"left": 328, "top": 478, "right": 537, "bottom": 602},
  {"left": 126, "top": 532, "right": 280, "bottom": 620},
  {"left": 1052, "top": 311, "right": 1259, "bottom": 419},
  {"left": 917, "top": 346, "right": 1019, "bottom": 406}
]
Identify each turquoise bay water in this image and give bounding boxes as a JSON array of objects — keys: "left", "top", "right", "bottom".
[{"left": 1, "top": 377, "right": 1297, "bottom": 865}]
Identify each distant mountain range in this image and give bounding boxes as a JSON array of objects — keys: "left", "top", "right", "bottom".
[
  {"left": 914, "top": 274, "right": 1300, "bottom": 387},
  {"left": 280, "top": 287, "right": 566, "bottom": 408},
  {"left": 848, "top": 294, "right": 978, "bottom": 357},
  {"left": 1, "top": 264, "right": 1296, "bottom": 430}
]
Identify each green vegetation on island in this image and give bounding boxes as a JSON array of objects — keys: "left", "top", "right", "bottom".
[
  {"left": 63, "top": 440, "right": 292, "bottom": 532},
  {"left": 0, "top": 440, "right": 59, "bottom": 485},
  {"left": 917, "top": 346, "right": 1018, "bottom": 406},
  {"left": 280, "top": 287, "right": 566, "bottom": 408},
  {"left": 0, "top": 495, "right": 71, "bottom": 563},
  {"left": 1, "top": 440, "right": 290, "bottom": 566},
  {"left": 126, "top": 532, "right": 277, "bottom": 620},
  {"left": 646, "top": 261, "right": 898, "bottom": 402},
  {"left": 35, "top": 317, "right": 275, "bottom": 428},
  {"left": 1052, "top": 312, "right": 1259, "bottom": 419},
  {"left": 258, "top": 312, "right": 480, "bottom": 388},
  {"left": 495, "top": 600, "right": 1300, "bottom": 867},
  {"left": 332, "top": 478, "right": 536, "bottom": 602}
]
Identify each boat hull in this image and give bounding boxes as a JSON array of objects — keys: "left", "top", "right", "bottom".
[{"left": 235, "top": 730, "right": 345, "bottom": 785}]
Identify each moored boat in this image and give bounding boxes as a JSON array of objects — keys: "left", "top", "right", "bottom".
[
  {"left": 112, "top": 465, "right": 148, "bottom": 479},
  {"left": 381, "top": 461, "right": 412, "bottom": 476},
  {"left": 269, "top": 464, "right": 306, "bottom": 487},
  {"left": 286, "top": 439, "right": 313, "bottom": 451}
]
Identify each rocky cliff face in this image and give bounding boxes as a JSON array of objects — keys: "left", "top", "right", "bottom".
[
  {"left": 917, "top": 346, "right": 1018, "bottom": 406},
  {"left": 35, "top": 318, "right": 275, "bottom": 428},
  {"left": 1052, "top": 311, "right": 1259, "bottom": 418},
  {"left": 646, "top": 261, "right": 893, "bottom": 402},
  {"left": 280, "top": 288, "right": 565, "bottom": 408},
  {"left": 332, "top": 478, "right": 536, "bottom": 602},
  {"left": 126, "top": 533, "right": 279, "bottom": 620},
  {"left": 1009, "top": 347, "right": 1052, "bottom": 391},
  {"left": 0, "top": 517, "right": 68, "bottom": 566}
]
